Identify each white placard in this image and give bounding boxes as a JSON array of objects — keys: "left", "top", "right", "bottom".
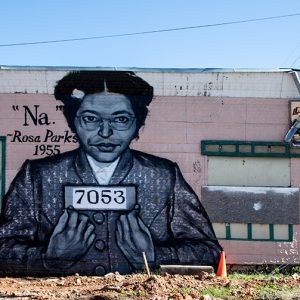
[{"left": 65, "top": 186, "right": 136, "bottom": 210}]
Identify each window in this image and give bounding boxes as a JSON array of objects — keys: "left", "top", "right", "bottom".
[
  {"left": 202, "top": 140, "right": 298, "bottom": 243},
  {"left": 213, "top": 223, "right": 293, "bottom": 242}
]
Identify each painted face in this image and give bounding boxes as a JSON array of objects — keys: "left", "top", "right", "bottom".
[{"left": 74, "top": 92, "right": 137, "bottom": 162}]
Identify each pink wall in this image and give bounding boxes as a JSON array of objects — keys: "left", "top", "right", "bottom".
[
  {"left": 1, "top": 92, "right": 298, "bottom": 265},
  {"left": 0, "top": 94, "right": 290, "bottom": 187}
]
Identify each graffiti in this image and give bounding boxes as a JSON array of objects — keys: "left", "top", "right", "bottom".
[
  {"left": 0, "top": 71, "right": 221, "bottom": 275},
  {"left": 290, "top": 101, "right": 300, "bottom": 123},
  {"left": 286, "top": 101, "right": 300, "bottom": 146},
  {"left": 193, "top": 160, "right": 202, "bottom": 173},
  {"left": 293, "top": 106, "right": 300, "bottom": 115}
]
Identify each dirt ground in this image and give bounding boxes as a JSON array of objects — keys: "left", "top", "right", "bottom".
[{"left": 0, "top": 271, "right": 300, "bottom": 300}]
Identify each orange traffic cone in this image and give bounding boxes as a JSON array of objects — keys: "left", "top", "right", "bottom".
[{"left": 216, "top": 251, "right": 227, "bottom": 277}]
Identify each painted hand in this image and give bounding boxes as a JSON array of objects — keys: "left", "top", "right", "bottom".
[
  {"left": 116, "top": 205, "right": 155, "bottom": 270},
  {"left": 44, "top": 208, "right": 95, "bottom": 268}
]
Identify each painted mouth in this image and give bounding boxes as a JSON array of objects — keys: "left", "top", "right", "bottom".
[{"left": 95, "top": 143, "right": 119, "bottom": 152}]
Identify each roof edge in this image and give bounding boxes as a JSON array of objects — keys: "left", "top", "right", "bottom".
[{"left": 0, "top": 65, "right": 298, "bottom": 73}]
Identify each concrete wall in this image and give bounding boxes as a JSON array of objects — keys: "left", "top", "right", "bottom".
[{"left": 0, "top": 67, "right": 300, "bottom": 268}]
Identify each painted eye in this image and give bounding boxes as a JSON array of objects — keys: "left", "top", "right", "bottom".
[
  {"left": 82, "top": 116, "right": 98, "bottom": 123},
  {"left": 114, "top": 116, "right": 130, "bottom": 123}
]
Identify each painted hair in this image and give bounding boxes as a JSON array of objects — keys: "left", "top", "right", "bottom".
[{"left": 54, "top": 70, "right": 154, "bottom": 138}]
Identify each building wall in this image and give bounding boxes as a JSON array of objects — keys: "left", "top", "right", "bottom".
[{"left": 0, "top": 68, "right": 300, "bottom": 269}]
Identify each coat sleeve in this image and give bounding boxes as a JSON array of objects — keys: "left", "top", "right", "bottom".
[
  {"left": 155, "top": 164, "right": 222, "bottom": 268},
  {"left": 0, "top": 160, "right": 46, "bottom": 274}
]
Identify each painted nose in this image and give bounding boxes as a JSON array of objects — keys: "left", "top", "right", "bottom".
[{"left": 98, "top": 120, "right": 113, "bottom": 138}]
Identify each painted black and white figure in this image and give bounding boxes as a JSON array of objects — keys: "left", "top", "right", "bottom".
[{"left": 0, "top": 71, "right": 222, "bottom": 275}]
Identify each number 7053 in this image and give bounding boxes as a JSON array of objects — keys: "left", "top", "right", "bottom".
[{"left": 75, "top": 189, "right": 125, "bottom": 205}]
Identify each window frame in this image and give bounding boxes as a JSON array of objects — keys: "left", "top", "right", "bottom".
[{"left": 214, "top": 223, "right": 293, "bottom": 242}]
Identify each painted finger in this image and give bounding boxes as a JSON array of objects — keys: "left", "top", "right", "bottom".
[
  {"left": 125, "top": 215, "right": 143, "bottom": 251},
  {"left": 86, "top": 233, "right": 96, "bottom": 248},
  {"left": 119, "top": 216, "right": 136, "bottom": 250},
  {"left": 126, "top": 213, "right": 153, "bottom": 254},
  {"left": 133, "top": 204, "right": 140, "bottom": 215},
  {"left": 52, "top": 209, "right": 69, "bottom": 235},
  {"left": 77, "top": 214, "right": 89, "bottom": 234},
  {"left": 127, "top": 210, "right": 140, "bottom": 232},
  {"left": 68, "top": 209, "right": 79, "bottom": 229},
  {"left": 119, "top": 215, "right": 130, "bottom": 234},
  {"left": 78, "top": 213, "right": 89, "bottom": 222},
  {"left": 116, "top": 226, "right": 134, "bottom": 259},
  {"left": 116, "top": 220, "right": 125, "bottom": 243},
  {"left": 116, "top": 222, "right": 123, "bottom": 246},
  {"left": 83, "top": 223, "right": 95, "bottom": 241},
  {"left": 137, "top": 217, "right": 151, "bottom": 233}
]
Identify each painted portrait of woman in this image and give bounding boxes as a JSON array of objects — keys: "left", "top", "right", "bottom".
[{"left": 0, "top": 71, "right": 221, "bottom": 275}]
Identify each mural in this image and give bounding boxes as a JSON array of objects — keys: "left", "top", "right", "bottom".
[{"left": 0, "top": 71, "right": 221, "bottom": 275}]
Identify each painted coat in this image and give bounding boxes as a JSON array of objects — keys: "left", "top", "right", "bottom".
[{"left": 0, "top": 148, "right": 221, "bottom": 275}]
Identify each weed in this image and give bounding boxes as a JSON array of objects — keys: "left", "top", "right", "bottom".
[
  {"left": 179, "top": 287, "right": 192, "bottom": 294},
  {"left": 198, "top": 286, "right": 231, "bottom": 298},
  {"left": 229, "top": 272, "right": 266, "bottom": 280},
  {"left": 270, "top": 267, "right": 281, "bottom": 276},
  {"left": 258, "top": 280, "right": 300, "bottom": 300},
  {"left": 291, "top": 265, "right": 300, "bottom": 273}
]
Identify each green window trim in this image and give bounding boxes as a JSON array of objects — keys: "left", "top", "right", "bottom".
[
  {"left": 201, "top": 140, "right": 300, "bottom": 158},
  {"left": 269, "top": 224, "right": 274, "bottom": 240},
  {"left": 248, "top": 223, "right": 252, "bottom": 240},
  {"left": 217, "top": 223, "right": 293, "bottom": 242},
  {"left": 0, "top": 136, "right": 6, "bottom": 205},
  {"left": 226, "top": 223, "right": 231, "bottom": 239}
]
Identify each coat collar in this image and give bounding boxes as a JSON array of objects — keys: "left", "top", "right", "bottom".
[
  {"left": 109, "top": 148, "right": 133, "bottom": 185},
  {"left": 74, "top": 148, "right": 133, "bottom": 185}
]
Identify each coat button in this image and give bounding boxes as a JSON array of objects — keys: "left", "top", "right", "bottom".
[
  {"left": 95, "top": 265, "right": 106, "bottom": 276},
  {"left": 93, "top": 212, "right": 105, "bottom": 224},
  {"left": 95, "top": 239, "right": 106, "bottom": 251}
]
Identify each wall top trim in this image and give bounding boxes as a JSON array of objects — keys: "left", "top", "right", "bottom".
[
  {"left": 0, "top": 68, "right": 299, "bottom": 98},
  {"left": 0, "top": 65, "right": 298, "bottom": 73}
]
